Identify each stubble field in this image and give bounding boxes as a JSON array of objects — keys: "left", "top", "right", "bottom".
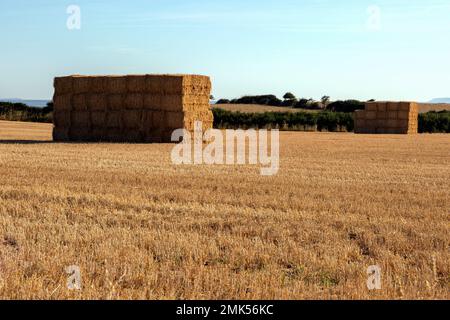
[{"left": 0, "top": 120, "right": 448, "bottom": 299}]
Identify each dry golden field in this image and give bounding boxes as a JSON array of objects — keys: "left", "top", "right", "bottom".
[{"left": 0, "top": 120, "right": 448, "bottom": 300}]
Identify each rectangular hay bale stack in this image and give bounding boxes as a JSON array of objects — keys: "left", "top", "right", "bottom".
[
  {"left": 53, "top": 74, "right": 212, "bottom": 142},
  {"left": 355, "top": 101, "right": 419, "bottom": 135}
]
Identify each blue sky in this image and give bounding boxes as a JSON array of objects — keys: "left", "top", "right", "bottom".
[{"left": 0, "top": 0, "right": 449, "bottom": 101}]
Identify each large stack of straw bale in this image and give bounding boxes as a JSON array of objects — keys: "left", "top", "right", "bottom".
[
  {"left": 53, "top": 74, "right": 213, "bottom": 142},
  {"left": 354, "top": 102, "right": 418, "bottom": 134}
]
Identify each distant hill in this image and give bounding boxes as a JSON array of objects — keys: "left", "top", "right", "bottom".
[
  {"left": 428, "top": 98, "right": 450, "bottom": 104},
  {"left": 0, "top": 98, "right": 50, "bottom": 107}
]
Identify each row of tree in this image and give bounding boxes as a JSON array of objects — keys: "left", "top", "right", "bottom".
[
  {"left": 0, "top": 101, "right": 53, "bottom": 123},
  {"left": 216, "top": 93, "right": 366, "bottom": 112}
]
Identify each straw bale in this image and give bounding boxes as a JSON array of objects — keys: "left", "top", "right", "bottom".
[
  {"left": 53, "top": 127, "right": 70, "bottom": 141},
  {"left": 164, "top": 112, "right": 184, "bottom": 128},
  {"left": 87, "top": 94, "right": 107, "bottom": 111},
  {"left": 377, "top": 111, "right": 388, "bottom": 119},
  {"left": 52, "top": 74, "right": 212, "bottom": 142},
  {"left": 53, "top": 111, "right": 71, "bottom": 127},
  {"left": 387, "top": 102, "right": 400, "bottom": 111},
  {"left": 152, "top": 111, "right": 166, "bottom": 128},
  {"left": 72, "top": 76, "right": 92, "bottom": 94},
  {"left": 143, "top": 94, "right": 161, "bottom": 110},
  {"left": 91, "top": 112, "right": 106, "bottom": 127},
  {"left": 386, "top": 119, "right": 397, "bottom": 128},
  {"left": 108, "top": 94, "right": 124, "bottom": 111},
  {"left": 398, "top": 111, "right": 410, "bottom": 120},
  {"left": 69, "top": 127, "right": 90, "bottom": 141},
  {"left": 388, "top": 111, "right": 397, "bottom": 119},
  {"left": 377, "top": 102, "right": 387, "bottom": 112},
  {"left": 72, "top": 94, "right": 88, "bottom": 111},
  {"left": 127, "top": 75, "right": 146, "bottom": 93},
  {"left": 107, "top": 76, "right": 127, "bottom": 94},
  {"left": 365, "top": 111, "right": 377, "bottom": 120},
  {"left": 161, "top": 76, "right": 183, "bottom": 94},
  {"left": 145, "top": 75, "right": 163, "bottom": 94},
  {"left": 91, "top": 128, "right": 105, "bottom": 140},
  {"left": 106, "top": 111, "right": 122, "bottom": 128},
  {"left": 91, "top": 77, "right": 107, "bottom": 93},
  {"left": 161, "top": 95, "right": 183, "bottom": 111},
  {"left": 365, "top": 103, "right": 377, "bottom": 112},
  {"left": 123, "top": 110, "right": 143, "bottom": 129},
  {"left": 105, "top": 129, "right": 123, "bottom": 142},
  {"left": 71, "top": 111, "right": 90, "bottom": 127},
  {"left": 53, "top": 94, "right": 72, "bottom": 111},
  {"left": 54, "top": 77, "right": 73, "bottom": 94},
  {"left": 124, "top": 93, "right": 144, "bottom": 110},
  {"left": 122, "top": 130, "right": 143, "bottom": 142}
]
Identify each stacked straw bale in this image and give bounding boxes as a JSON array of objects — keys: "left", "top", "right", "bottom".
[
  {"left": 53, "top": 74, "right": 213, "bottom": 142},
  {"left": 354, "top": 102, "right": 418, "bottom": 134}
]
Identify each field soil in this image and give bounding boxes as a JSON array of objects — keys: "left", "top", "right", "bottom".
[{"left": 0, "top": 120, "right": 448, "bottom": 299}]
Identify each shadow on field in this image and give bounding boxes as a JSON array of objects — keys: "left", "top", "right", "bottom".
[{"left": 0, "top": 140, "right": 54, "bottom": 144}]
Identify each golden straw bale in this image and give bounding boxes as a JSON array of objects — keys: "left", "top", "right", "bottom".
[
  {"left": 165, "top": 111, "right": 184, "bottom": 128},
  {"left": 91, "top": 128, "right": 105, "bottom": 140},
  {"left": 107, "top": 76, "right": 127, "bottom": 94},
  {"left": 124, "top": 93, "right": 144, "bottom": 110},
  {"left": 365, "top": 111, "right": 377, "bottom": 120},
  {"left": 90, "top": 77, "right": 107, "bottom": 93},
  {"left": 127, "top": 75, "right": 147, "bottom": 93},
  {"left": 354, "top": 110, "right": 365, "bottom": 120},
  {"left": 54, "top": 77, "right": 73, "bottom": 94},
  {"left": 143, "top": 94, "right": 162, "bottom": 110},
  {"left": 108, "top": 94, "right": 124, "bottom": 111},
  {"left": 411, "top": 102, "right": 419, "bottom": 113},
  {"left": 106, "top": 111, "right": 122, "bottom": 128},
  {"left": 122, "top": 130, "right": 143, "bottom": 142},
  {"left": 72, "top": 94, "right": 88, "bottom": 111},
  {"left": 152, "top": 111, "right": 166, "bottom": 128},
  {"left": 388, "top": 111, "right": 398, "bottom": 119},
  {"left": 53, "top": 127, "right": 70, "bottom": 141},
  {"left": 377, "top": 102, "right": 387, "bottom": 112},
  {"left": 365, "top": 103, "right": 377, "bottom": 112},
  {"left": 87, "top": 94, "right": 107, "bottom": 111},
  {"left": 398, "top": 111, "right": 410, "bottom": 120},
  {"left": 91, "top": 112, "right": 106, "bottom": 127},
  {"left": 72, "top": 76, "right": 92, "bottom": 94},
  {"left": 53, "top": 94, "right": 72, "bottom": 111},
  {"left": 123, "top": 110, "right": 143, "bottom": 129},
  {"left": 377, "top": 111, "right": 388, "bottom": 119},
  {"left": 162, "top": 76, "right": 183, "bottom": 94},
  {"left": 399, "top": 101, "right": 412, "bottom": 112},
  {"left": 145, "top": 75, "right": 163, "bottom": 94},
  {"left": 104, "top": 129, "right": 123, "bottom": 142},
  {"left": 71, "top": 111, "right": 90, "bottom": 128},
  {"left": 386, "top": 119, "right": 397, "bottom": 128},
  {"left": 387, "top": 102, "right": 400, "bottom": 111},
  {"left": 161, "top": 95, "right": 183, "bottom": 111},
  {"left": 53, "top": 111, "right": 71, "bottom": 127}
]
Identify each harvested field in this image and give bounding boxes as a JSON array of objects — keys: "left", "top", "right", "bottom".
[
  {"left": 212, "top": 104, "right": 319, "bottom": 113},
  {"left": 418, "top": 103, "right": 450, "bottom": 113},
  {"left": 0, "top": 120, "right": 449, "bottom": 299}
]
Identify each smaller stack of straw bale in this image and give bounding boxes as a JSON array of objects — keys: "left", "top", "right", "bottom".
[{"left": 354, "top": 102, "right": 418, "bottom": 134}]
